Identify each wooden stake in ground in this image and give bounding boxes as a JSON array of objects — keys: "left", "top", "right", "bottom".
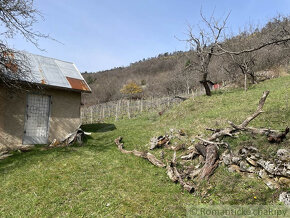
[
  {"left": 127, "top": 100, "right": 131, "bottom": 119},
  {"left": 115, "top": 101, "right": 119, "bottom": 121},
  {"left": 90, "top": 107, "right": 93, "bottom": 124}
]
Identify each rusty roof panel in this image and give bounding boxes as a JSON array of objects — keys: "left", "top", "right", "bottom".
[{"left": 66, "top": 77, "right": 91, "bottom": 92}]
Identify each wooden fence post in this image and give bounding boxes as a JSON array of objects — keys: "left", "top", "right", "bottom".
[
  {"left": 115, "top": 101, "right": 119, "bottom": 121},
  {"left": 119, "top": 100, "right": 122, "bottom": 118},
  {"left": 103, "top": 105, "right": 105, "bottom": 120},
  {"left": 90, "top": 107, "right": 93, "bottom": 124},
  {"left": 99, "top": 105, "right": 102, "bottom": 122},
  {"left": 81, "top": 109, "right": 84, "bottom": 124},
  {"left": 191, "top": 89, "right": 194, "bottom": 98},
  {"left": 140, "top": 99, "right": 143, "bottom": 112},
  {"left": 82, "top": 94, "right": 196, "bottom": 124},
  {"left": 108, "top": 104, "right": 111, "bottom": 117},
  {"left": 127, "top": 100, "right": 131, "bottom": 119}
]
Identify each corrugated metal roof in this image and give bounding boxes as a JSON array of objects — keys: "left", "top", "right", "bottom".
[{"left": 24, "top": 53, "right": 91, "bottom": 93}]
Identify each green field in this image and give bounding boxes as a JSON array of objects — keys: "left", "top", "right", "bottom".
[{"left": 0, "top": 76, "right": 289, "bottom": 217}]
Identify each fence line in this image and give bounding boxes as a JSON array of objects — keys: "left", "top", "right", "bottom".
[{"left": 81, "top": 88, "right": 207, "bottom": 124}]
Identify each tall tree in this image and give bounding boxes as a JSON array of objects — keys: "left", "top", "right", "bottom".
[
  {"left": 222, "top": 32, "right": 259, "bottom": 91},
  {"left": 185, "top": 13, "right": 290, "bottom": 95},
  {"left": 0, "top": 0, "right": 48, "bottom": 89},
  {"left": 218, "top": 16, "right": 290, "bottom": 91},
  {"left": 184, "top": 11, "right": 230, "bottom": 96}
]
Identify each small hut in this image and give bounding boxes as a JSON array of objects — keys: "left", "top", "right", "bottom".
[{"left": 0, "top": 53, "right": 91, "bottom": 151}]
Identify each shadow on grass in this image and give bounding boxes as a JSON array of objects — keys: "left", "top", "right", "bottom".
[
  {"left": 0, "top": 135, "right": 116, "bottom": 173},
  {"left": 81, "top": 123, "right": 116, "bottom": 133},
  {"left": 0, "top": 145, "right": 81, "bottom": 173},
  {"left": 0, "top": 124, "right": 117, "bottom": 172}
]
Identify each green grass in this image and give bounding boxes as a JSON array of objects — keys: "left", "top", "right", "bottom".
[{"left": 0, "top": 76, "right": 289, "bottom": 217}]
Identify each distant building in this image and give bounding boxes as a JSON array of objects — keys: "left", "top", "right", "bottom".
[
  {"left": 0, "top": 53, "right": 91, "bottom": 151},
  {"left": 213, "top": 83, "right": 220, "bottom": 90}
]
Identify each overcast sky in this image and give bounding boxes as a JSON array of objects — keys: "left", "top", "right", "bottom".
[{"left": 7, "top": 0, "right": 290, "bottom": 72}]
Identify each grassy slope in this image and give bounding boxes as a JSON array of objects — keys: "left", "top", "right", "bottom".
[{"left": 0, "top": 76, "right": 289, "bottom": 217}]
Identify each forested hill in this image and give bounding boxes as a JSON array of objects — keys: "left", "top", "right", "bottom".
[{"left": 82, "top": 16, "right": 290, "bottom": 105}]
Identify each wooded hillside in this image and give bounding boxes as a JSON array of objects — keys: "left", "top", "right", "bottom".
[{"left": 83, "top": 16, "right": 290, "bottom": 104}]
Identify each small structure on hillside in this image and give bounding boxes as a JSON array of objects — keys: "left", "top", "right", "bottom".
[{"left": 0, "top": 53, "right": 91, "bottom": 151}]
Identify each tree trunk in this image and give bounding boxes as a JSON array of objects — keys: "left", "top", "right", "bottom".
[
  {"left": 186, "top": 80, "right": 190, "bottom": 95},
  {"left": 201, "top": 80, "right": 212, "bottom": 96},
  {"left": 244, "top": 73, "right": 247, "bottom": 91},
  {"left": 249, "top": 72, "right": 257, "bottom": 84},
  {"left": 199, "top": 144, "right": 219, "bottom": 179}
]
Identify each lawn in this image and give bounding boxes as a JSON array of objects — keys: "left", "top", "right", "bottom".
[{"left": 0, "top": 76, "right": 289, "bottom": 217}]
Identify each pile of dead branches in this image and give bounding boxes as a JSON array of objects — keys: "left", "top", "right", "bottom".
[
  {"left": 222, "top": 145, "right": 289, "bottom": 189},
  {"left": 114, "top": 91, "right": 289, "bottom": 193},
  {"left": 0, "top": 128, "right": 91, "bottom": 161},
  {"left": 48, "top": 128, "right": 90, "bottom": 148}
]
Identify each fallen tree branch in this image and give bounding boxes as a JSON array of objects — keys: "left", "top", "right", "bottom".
[
  {"left": 115, "top": 137, "right": 195, "bottom": 192},
  {"left": 229, "top": 125, "right": 289, "bottom": 144},
  {"left": 167, "top": 151, "right": 196, "bottom": 192},
  {"left": 114, "top": 90, "right": 288, "bottom": 195},
  {"left": 166, "top": 163, "right": 178, "bottom": 183},
  {"left": 165, "top": 143, "right": 186, "bottom": 151},
  {"left": 49, "top": 128, "right": 88, "bottom": 148},
  {"left": 206, "top": 128, "right": 221, "bottom": 133},
  {"left": 199, "top": 144, "right": 219, "bottom": 179},
  {"left": 196, "top": 136, "right": 229, "bottom": 148},
  {"left": 174, "top": 96, "right": 188, "bottom": 101},
  {"left": 0, "top": 152, "right": 13, "bottom": 160},
  {"left": 193, "top": 91, "right": 272, "bottom": 179},
  {"left": 180, "top": 148, "right": 199, "bottom": 160},
  {"left": 267, "top": 127, "right": 289, "bottom": 143},
  {"left": 207, "top": 127, "right": 234, "bottom": 141},
  {"left": 114, "top": 137, "right": 166, "bottom": 168},
  {"left": 238, "top": 91, "right": 270, "bottom": 129},
  {"left": 166, "top": 152, "right": 178, "bottom": 183}
]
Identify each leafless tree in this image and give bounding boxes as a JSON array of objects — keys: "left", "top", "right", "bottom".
[
  {"left": 183, "top": 11, "right": 230, "bottom": 96},
  {"left": 218, "top": 16, "right": 290, "bottom": 91},
  {"left": 184, "top": 12, "right": 290, "bottom": 95},
  {"left": 162, "top": 54, "right": 197, "bottom": 95},
  {"left": 222, "top": 32, "right": 259, "bottom": 91},
  {"left": 0, "top": 0, "right": 49, "bottom": 89},
  {"left": 82, "top": 15, "right": 289, "bottom": 103}
]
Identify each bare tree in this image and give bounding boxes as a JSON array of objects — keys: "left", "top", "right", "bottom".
[
  {"left": 183, "top": 12, "right": 290, "bottom": 95},
  {"left": 165, "top": 55, "right": 197, "bottom": 95},
  {"left": 222, "top": 32, "right": 259, "bottom": 91},
  {"left": 0, "top": 0, "right": 49, "bottom": 89},
  {"left": 82, "top": 15, "right": 289, "bottom": 103},
  {"left": 219, "top": 16, "right": 290, "bottom": 91},
  {"left": 184, "top": 11, "right": 230, "bottom": 96}
]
